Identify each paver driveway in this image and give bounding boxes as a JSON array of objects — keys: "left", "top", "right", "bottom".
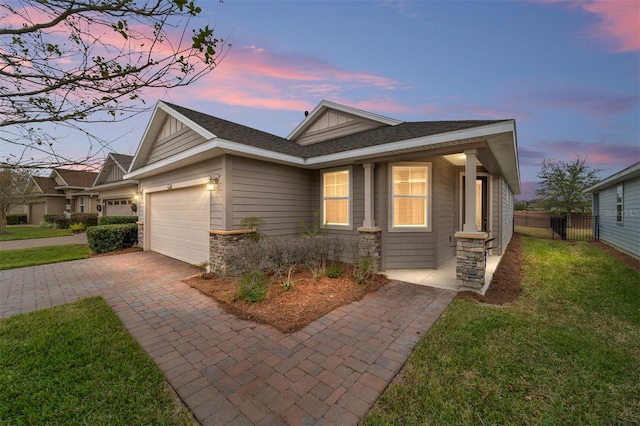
[{"left": 0, "top": 251, "right": 455, "bottom": 425}]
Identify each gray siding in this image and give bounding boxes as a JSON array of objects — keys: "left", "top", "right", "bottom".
[
  {"left": 296, "top": 111, "right": 385, "bottom": 146},
  {"left": 597, "top": 176, "right": 640, "bottom": 256},
  {"left": 232, "top": 156, "right": 313, "bottom": 236},
  {"left": 146, "top": 128, "right": 207, "bottom": 165},
  {"left": 435, "top": 158, "right": 456, "bottom": 267},
  {"left": 499, "top": 176, "right": 514, "bottom": 254},
  {"left": 138, "top": 157, "right": 223, "bottom": 228}
]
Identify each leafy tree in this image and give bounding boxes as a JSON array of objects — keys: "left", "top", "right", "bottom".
[
  {"left": 0, "top": 167, "right": 31, "bottom": 234},
  {"left": 535, "top": 156, "right": 601, "bottom": 215},
  {"left": 1, "top": 0, "right": 227, "bottom": 169}
]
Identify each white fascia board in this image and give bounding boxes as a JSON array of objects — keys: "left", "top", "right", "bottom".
[
  {"left": 584, "top": 161, "right": 640, "bottom": 193},
  {"left": 287, "top": 100, "right": 403, "bottom": 141},
  {"left": 91, "top": 180, "right": 139, "bottom": 191},
  {"left": 215, "top": 139, "right": 305, "bottom": 165}
]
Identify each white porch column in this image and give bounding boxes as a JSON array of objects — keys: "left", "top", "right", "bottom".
[
  {"left": 463, "top": 149, "right": 479, "bottom": 232},
  {"left": 363, "top": 163, "right": 376, "bottom": 228}
]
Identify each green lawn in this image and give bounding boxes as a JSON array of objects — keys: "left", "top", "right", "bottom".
[
  {"left": 0, "top": 226, "right": 72, "bottom": 241},
  {"left": 0, "top": 245, "right": 91, "bottom": 270},
  {"left": 0, "top": 297, "right": 195, "bottom": 425},
  {"left": 364, "top": 237, "right": 640, "bottom": 425}
]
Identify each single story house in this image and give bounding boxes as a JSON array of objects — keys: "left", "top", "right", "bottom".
[
  {"left": 91, "top": 153, "right": 139, "bottom": 217},
  {"left": 585, "top": 161, "right": 640, "bottom": 258},
  {"left": 27, "top": 168, "right": 99, "bottom": 223},
  {"left": 125, "top": 100, "right": 520, "bottom": 289}
]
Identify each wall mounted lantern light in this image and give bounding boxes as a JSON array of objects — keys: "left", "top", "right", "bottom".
[
  {"left": 207, "top": 175, "right": 220, "bottom": 191},
  {"left": 134, "top": 191, "right": 142, "bottom": 200}
]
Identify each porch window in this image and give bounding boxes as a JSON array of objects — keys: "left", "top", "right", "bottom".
[
  {"left": 79, "top": 196, "right": 85, "bottom": 213},
  {"left": 322, "top": 168, "right": 351, "bottom": 227},
  {"left": 391, "top": 163, "right": 431, "bottom": 230},
  {"left": 616, "top": 184, "right": 623, "bottom": 223}
]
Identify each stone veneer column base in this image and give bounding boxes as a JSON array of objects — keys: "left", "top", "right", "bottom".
[
  {"left": 136, "top": 221, "right": 144, "bottom": 249},
  {"left": 209, "top": 229, "right": 256, "bottom": 275},
  {"left": 357, "top": 227, "right": 382, "bottom": 272},
  {"left": 454, "top": 231, "right": 488, "bottom": 290}
]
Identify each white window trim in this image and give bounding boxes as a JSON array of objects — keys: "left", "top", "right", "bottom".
[
  {"left": 389, "top": 162, "right": 432, "bottom": 232},
  {"left": 321, "top": 166, "right": 353, "bottom": 230},
  {"left": 616, "top": 184, "right": 623, "bottom": 224}
]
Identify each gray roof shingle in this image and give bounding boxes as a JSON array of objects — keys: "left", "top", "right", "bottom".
[{"left": 164, "top": 102, "right": 508, "bottom": 159}]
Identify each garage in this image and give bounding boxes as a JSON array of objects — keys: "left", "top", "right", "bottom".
[
  {"left": 148, "top": 186, "right": 210, "bottom": 265},
  {"left": 29, "top": 202, "right": 45, "bottom": 224},
  {"left": 104, "top": 198, "right": 133, "bottom": 217}
]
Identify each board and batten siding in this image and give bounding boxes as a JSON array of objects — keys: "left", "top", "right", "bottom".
[
  {"left": 231, "top": 156, "right": 313, "bottom": 237},
  {"left": 146, "top": 128, "right": 207, "bottom": 165},
  {"left": 296, "top": 111, "right": 386, "bottom": 146},
  {"left": 596, "top": 176, "right": 640, "bottom": 257},
  {"left": 103, "top": 162, "right": 124, "bottom": 183},
  {"left": 137, "top": 157, "right": 223, "bottom": 229}
]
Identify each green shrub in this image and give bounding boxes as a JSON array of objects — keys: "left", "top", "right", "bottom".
[
  {"left": 54, "top": 217, "right": 70, "bottom": 229},
  {"left": 43, "top": 214, "right": 59, "bottom": 224},
  {"left": 325, "top": 264, "right": 344, "bottom": 279},
  {"left": 98, "top": 216, "right": 138, "bottom": 226},
  {"left": 86, "top": 223, "right": 138, "bottom": 254},
  {"left": 69, "top": 223, "right": 86, "bottom": 233},
  {"left": 238, "top": 271, "right": 267, "bottom": 303},
  {"left": 6, "top": 214, "right": 27, "bottom": 225},
  {"left": 353, "top": 255, "right": 376, "bottom": 285},
  {"left": 70, "top": 213, "right": 98, "bottom": 227}
]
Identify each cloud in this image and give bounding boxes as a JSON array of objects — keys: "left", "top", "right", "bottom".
[
  {"left": 540, "top": 0, "right": 640, "bottom": 52},
  {"left": 177, "top": 45, "right": 400, "bottom": 112},
  {"left": 530, "top": 139, "right": 640, "bottom": 169}
]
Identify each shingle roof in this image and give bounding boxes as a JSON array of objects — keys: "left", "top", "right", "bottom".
[
  {"left": 111, "top": 153, "right": 134, "bottom": 171},
  {"left": 32, "top": 176, "right": 63, "bottom": 194},
  {"left": 54, "top": 169, "right": 99, "bottom": 187},
  {"left": 164, "top": 102, "right": 506, "bottom": 159}
]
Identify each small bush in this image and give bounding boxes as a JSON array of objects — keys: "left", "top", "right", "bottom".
[
  {"left": 192, "top": 260, "right": 211, "bottom": 279},
  {"left": 6, "top": 214, "right": 27, "bottom": 225},
  {"left": 325, "top": 264, "right": 344, "bottom": 279},
  {"left": 227, "top": 239, "right": 268, "bottom": 276},
  {"left": 353, "top": 255, "right": 376, "bottom": 285},
  {"left": 98, "top": 216, "right": 138, "bottom": 226},
  {"left": 86, "top": 223, "right": 138, "bottom": 254},
  {"left": 54, "top": 217, "right": 70, "bottom": 229},
  {"left": 69, "top": 223, "right": 86, "bottom": 233},
  {"left": 39, "top": 221, "right": 55, "bottom": 229},
  {"left": 238, "top": 271, "right": 267, "bottom": 303},
  {"left": 43, "top": 214, "right": 59, "bottom": 224},
  {"left": 70, "top": 213, "right": 98, "bottom": 227}
]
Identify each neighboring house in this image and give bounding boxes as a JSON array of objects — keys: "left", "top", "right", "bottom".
[
  {"left": 91, "top": 153, "right": 139, "bottom": 217},
  {"left": 125, "top": 100, "right": 520, "bottom": 289},
  {"left": 27, "top": 168, "right": 99, "bottom": 223},
  {"left": 585, "top": 161, "right": 640, "bottom": 258}
]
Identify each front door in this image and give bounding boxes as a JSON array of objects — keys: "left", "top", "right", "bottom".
[{"left": 462, "top": 175, "right": 489, "bottom": 232}]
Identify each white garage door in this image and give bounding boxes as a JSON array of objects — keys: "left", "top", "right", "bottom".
[
  {"left": 149, "top": 186, "right": 210, "bottom": 265},
  {"left": 105, "top": 199, "right": 133, "bottom": 217}
]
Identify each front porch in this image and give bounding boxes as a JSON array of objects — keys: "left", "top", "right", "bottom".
[{"left": 383, "top": 252, "right": 502, "bottom": 294}]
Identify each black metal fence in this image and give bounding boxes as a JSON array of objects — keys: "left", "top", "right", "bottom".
[{"left": 514, "top": 211, "right": 599, "bottom": 241}]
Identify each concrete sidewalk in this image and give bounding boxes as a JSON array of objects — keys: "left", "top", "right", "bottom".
[
  {"left": 0, "top": 232, "right": 88, "bottom": 250},
  {"left": 0, "top": 252, "right": 455, "bottom": 425}
]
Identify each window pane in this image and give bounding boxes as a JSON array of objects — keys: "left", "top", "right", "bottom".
[
  {"left": 394, "top": 198, "right": 426, "bottom": 226},
  {"left": 324, "top": 199, "right": 348, "bottom": 225},
  {"left": 394, "top": 167, "right": 426, "bottom": 195},
  {"left": 324, "top": 171, "right": 349, "bottom": 197}
]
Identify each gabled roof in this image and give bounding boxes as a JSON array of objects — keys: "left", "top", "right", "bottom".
[
  {"left": 30, "top": 176, "right": 64, "bottom": 195},
  {"left": 584, "top": 161, "right": 640, "bottom": 193},
  {"left": 53, "top": 168, "right": 99, "bottom": 188},
  {"left": 93, "top": 153, "right": 135, "bottom": 187},
  {"left": 126, "top": 100, "right": 520, "bottom": 193},
  {"left": 287, "top": 100, "right": 403, "bottom": 141}
]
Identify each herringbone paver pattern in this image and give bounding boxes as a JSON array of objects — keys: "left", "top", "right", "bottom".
[{"left": 0, "top": 252, "right": 455, "bottom": 425}]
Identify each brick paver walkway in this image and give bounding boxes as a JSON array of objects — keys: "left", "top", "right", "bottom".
[{"left": 0, "top": 252, "right": 456, "bottom": 425}]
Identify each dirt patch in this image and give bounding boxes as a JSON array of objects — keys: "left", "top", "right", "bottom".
[
  {"left": 458, "top": 233, "right": 523, "bottom": 305},
  {"left": 589, "top": 240, "right": 640, "bottom": 272},
  {"left": 184, "top": 264, "right": 389, "bottom": 333}
]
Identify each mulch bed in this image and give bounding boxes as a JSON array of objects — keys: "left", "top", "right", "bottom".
[
  {"left": 588, "top": 240, "right": 640, "bottom": 272},
  {"left": 185, "top": 264, "right": 389, "bottom": 333}
]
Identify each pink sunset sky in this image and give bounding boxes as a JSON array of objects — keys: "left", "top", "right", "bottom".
[{"left": 2, "top": 0, "right": 639, "bottom": 200}]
